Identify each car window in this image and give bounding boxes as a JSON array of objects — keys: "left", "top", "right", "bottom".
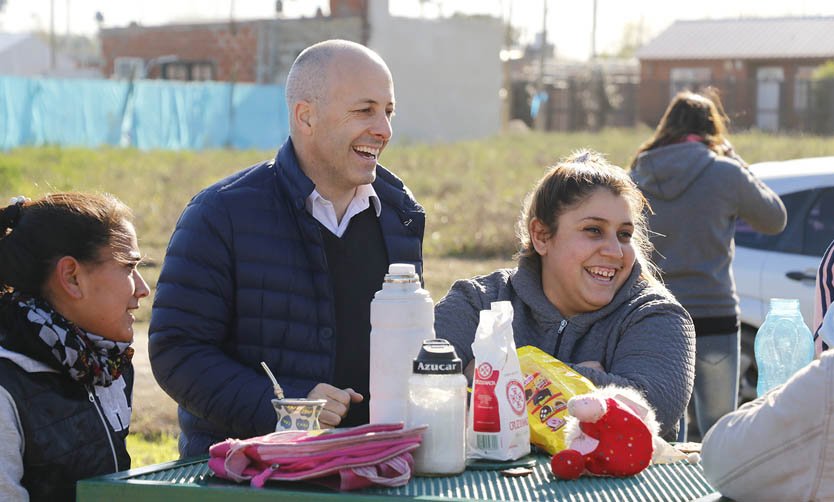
[
  {"left": 803, "top": 188, "right": 834, "bottom": 256},
  {"left": 735, "top": 191, "right": 809, "bottom": 251}
]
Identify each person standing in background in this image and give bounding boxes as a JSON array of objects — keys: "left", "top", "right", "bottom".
[{"left": 631, "top": 90, "right": 787, "bottom": 440}]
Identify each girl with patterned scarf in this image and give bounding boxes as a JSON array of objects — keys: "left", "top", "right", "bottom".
[{"left": 0, "top": 193, "right": 149, "bottom": 502}]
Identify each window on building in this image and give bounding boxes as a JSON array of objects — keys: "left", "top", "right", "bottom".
[
  {"left": 669, "top": 67, "right": 712, "bottom": 95},
  {"left": 163, "top": 63, "right": 189, "bottom": 81},
  {"left": 161, "top": 61, "right": 215, "bottom": 81},
  {"left": 191, "top": 63, "right": 214, "bottom": 81},
  {"left": 794, "top": 66, "right": 816, "bottom": 111},
  {"left": 113, "top": 57, "right": 145, "bottom": 79}
]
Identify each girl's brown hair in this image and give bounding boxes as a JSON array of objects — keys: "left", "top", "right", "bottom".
[
  {"left": 0, "top": 193, "right": 134, "bottom": 295},
  {"left": 631, "top": 88, "right": 732, "bottom": 168}
]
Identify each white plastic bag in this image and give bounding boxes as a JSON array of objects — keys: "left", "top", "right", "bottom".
[{"left": 467, "top": 301, "right": 531, "bottom": 461}]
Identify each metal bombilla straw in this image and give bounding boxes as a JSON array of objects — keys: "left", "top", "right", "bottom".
[{"left": 260, "top": 361, "right": 285, "bottom": 400}]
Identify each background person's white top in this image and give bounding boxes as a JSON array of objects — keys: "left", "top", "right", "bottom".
[
  {"left": 305, "top": 184, "right": 381, "bottom": 237},
  {"left": 701, "top": 350, "right": 834, "bottom": 500}
]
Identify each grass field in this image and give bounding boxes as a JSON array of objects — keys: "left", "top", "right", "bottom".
[{"left": 2, "top": 127, "right": 834, "bottom": 466}]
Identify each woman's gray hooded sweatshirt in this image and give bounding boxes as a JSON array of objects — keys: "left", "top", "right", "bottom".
[
  {"left": 435, "top": 257, "right": 695, "bottom": 438},
  {"left": 632, "top": 142, "right": 787, "bottom": 319}
]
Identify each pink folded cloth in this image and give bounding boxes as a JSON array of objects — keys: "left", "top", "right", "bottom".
[{"left": 208, "top": 423, "right": 427, "bottom": 491}]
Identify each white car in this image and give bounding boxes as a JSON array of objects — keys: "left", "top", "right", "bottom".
[{"left": 733, "top": 156, "right": 834, "bottom": 401}]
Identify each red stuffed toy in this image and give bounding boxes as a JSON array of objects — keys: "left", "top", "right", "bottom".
[{"left": 550, "top": 386, "right": 659, "bottom": 480}]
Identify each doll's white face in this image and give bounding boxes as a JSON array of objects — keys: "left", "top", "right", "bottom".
[{"left": 568, "top": 395, "right": 606, "bottom": 423}]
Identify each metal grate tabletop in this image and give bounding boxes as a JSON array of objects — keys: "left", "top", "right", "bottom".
[{"left": 77, "top": 454, "right": 718, "bottom": 501}]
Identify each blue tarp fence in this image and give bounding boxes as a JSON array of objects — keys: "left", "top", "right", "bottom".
[{"left": 0, "top": 76, "right": 288, "bottom": 150}]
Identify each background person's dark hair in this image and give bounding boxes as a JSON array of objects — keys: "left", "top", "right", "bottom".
[
  {"left": 0, "top": 192, "right": 134, "bottom": 296},
  {"left": 517, "top": 150, "right": 661, "bottom": 286},
  {"left": 631, "top": 88, "right": 731, "bottom": 169}
]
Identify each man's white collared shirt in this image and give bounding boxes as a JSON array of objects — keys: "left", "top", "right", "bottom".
[{"left": 305, "top": 184, "right": 382, "bottom": 237}]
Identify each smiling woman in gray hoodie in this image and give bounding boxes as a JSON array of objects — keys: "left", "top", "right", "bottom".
[
  {"left": 631, "top": 90, "right": 787, "bottom": 440},
  {"left": 436, "top": 150, "right": 695, "bottom": 440}
]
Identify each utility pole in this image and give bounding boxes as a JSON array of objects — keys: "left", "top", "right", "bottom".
[
  {"left": 537, "top": 0, "right": 547, "bottom": 92},
  {"left": 536, "top": 0, "right": 548, "bottom": 130},
  {"left": 360, "top": 0, "right": 370, "bottom": 46},
  {"left": 501, "top": 0, "right": 514, "bottom": 131},
  {"left": 49, "top": 0, "right": 56, "bottom": 70},
  {"left": 591, "top": 0, "right": 597, "bottom": 60}
]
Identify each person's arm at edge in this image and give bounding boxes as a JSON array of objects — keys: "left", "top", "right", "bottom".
[
  {"left": 701, "top": 352, "right": 833, "bottom": 501},
  {"left": 0, "top": 386, "right": 27, "bottom": 501}
]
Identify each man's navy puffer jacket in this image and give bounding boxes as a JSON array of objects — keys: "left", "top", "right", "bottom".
[{"left": 149, "top": 139, "right": 425, "bottom": 456}]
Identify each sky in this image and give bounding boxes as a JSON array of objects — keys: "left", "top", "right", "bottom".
[{"left": 2, "top": 0, "right": 834, "bottom": 60}]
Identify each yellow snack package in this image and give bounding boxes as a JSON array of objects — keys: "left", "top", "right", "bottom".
[{"left": 517, "top": 345, "right": 596, "bottom": 455}]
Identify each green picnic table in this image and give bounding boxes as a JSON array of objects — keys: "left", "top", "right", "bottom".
[{"left": 77, "top": 453, "right": 720, "bottom": 501}]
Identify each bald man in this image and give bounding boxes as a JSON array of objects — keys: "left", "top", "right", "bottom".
[{"left": 149, "top": 40, "right": 425, "bottom": 458}]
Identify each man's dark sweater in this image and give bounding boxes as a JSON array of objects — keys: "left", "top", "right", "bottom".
[{"left": 320, "top": 206, "right": 389, "bottom": 426}]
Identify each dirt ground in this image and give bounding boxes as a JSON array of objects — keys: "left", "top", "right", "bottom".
[{"left": 130, "top": 322, "right": 179, "bottom": 436}]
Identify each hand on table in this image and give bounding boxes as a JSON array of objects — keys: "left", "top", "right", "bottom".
[{"left": 307, "top": 383, "right": 363, "bottom": 428}]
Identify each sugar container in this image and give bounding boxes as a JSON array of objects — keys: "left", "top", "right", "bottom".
[{"left": 406, "top": 338, "right": 467, "bottom": 476}]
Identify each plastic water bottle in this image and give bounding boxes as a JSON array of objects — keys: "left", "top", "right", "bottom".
[
  {"left": 407, "top": 339, "right": 467, "bottom": 476},
  {"left": 754, "top": 298, "right": 814, "bottom": 396},
  {"left": 369, "top": 263, "right": 435, "bottom": 424}
]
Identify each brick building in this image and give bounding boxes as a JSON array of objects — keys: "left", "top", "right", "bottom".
[
  {"left": 636, "top": 17, "right": 834, "bottom": 131},
  {"left": 99, "top": 15, "right": 362, "bottom": 84},
  {"left": 97, "top": 0, "right": 503, "bottom": 144}
]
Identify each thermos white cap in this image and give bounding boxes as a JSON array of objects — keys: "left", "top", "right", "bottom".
[
  {"left": 384, "top": 263, "right": 419, "bottom": 284},
  {"left": 388, "top": 263, "right": 416, "bottom": 275}
]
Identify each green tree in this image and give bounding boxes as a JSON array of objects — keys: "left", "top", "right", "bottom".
[
  {"left": 812, "top": 60, "right": 834, "bottom": 80},
  {"left": 599, "top": 19, "right": 650, "bottom": 59},
  {"left": 811, "top": 60, "right": 834, "bottom": 134}
]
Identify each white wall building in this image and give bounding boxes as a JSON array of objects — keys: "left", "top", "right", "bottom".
[
  {"left": 368, "top": 1, "right": 503, "bottom": 143},
  {"left": 0, "top": 32, "right": 96, "bottom": 77},
  {"left": 97, "top": 0, "right": 505, "bottom": 144}
]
